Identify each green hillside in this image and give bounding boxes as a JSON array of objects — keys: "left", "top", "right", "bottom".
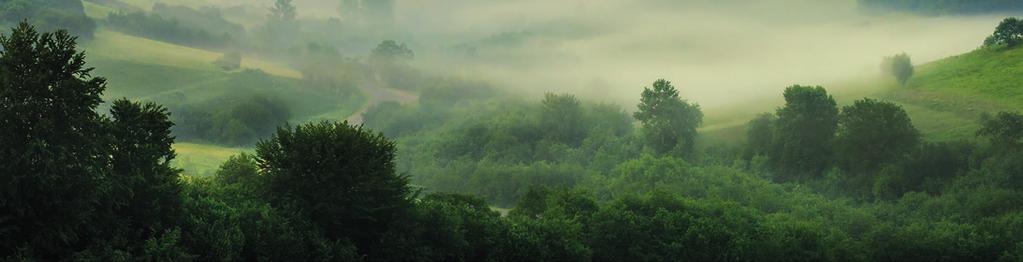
[
  {"left": 77, "top": 25, "right": 366, "bottom": 176},
  {"left": 877, "top": 46, "right": 1023, "bottom": 141}
]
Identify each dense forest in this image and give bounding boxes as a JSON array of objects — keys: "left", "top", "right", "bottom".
[{"left": 5, "top": 0, "right": 1023, "bottom": 261}]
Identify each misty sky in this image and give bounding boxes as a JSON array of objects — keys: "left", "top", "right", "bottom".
[{"left": 266, "top": 0, "right": 1008, "bottom": 108}]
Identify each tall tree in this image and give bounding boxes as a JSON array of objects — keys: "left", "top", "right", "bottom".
[
  {"left": 108, "top": 99, "right": 183, "bottom": 240},
  {"left": 256, "top": 121, "right": 413, "bottom": 251},
  {"left": 540, "top": 93, "right": 587, "bottom": 146},
  {"left": 771, "top": 85, "right": 838, "bottom": 179},
  {"left": 634, "top": 79, "right": 703, "bottom": 156},
  {"left": 0, "top": 22, "right": 109, "bottom": 256},
  {"left": 834, "top": 98, "right": 919, "bottom": 173}
]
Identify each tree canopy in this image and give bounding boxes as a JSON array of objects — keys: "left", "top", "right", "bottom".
[
  {"left": 771, "top": 85, "right": 838, "bottom": 179},
  {"left": 634, "top": 79, "right": 703, "bottom": 156}
]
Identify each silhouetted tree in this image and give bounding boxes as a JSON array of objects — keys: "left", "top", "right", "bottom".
[
  {"left": 256, "top": 121, "right": 413, "bottom": 251},
  {"left": 0, "top": 22, "right": 109, "bottom": 257},
  {"left": 771, "top": 85, "right": 838, "bottom": 179},
  {"left": 108, "top": 99, "right": 184, "bottom": 242},
  {"left": 634, "top": 79, "right": 703, "bottom": 156},
  {"left": 835, "top": 98, "right": 919, "bottom": 173}
]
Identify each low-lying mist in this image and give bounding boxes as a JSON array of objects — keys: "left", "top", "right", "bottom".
[{"left": 353, "top": 0, "right": 1006, "bottom": 109}]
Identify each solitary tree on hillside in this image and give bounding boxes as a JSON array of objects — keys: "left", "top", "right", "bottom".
[
  {"left": 634, "top": 79, "right": 703, "bottom": 156},
  {"left": 771, "top": 85, "right": 838, "bottom": 179},
  {"left": 985, "top": 17, "right": 1023, "bottom": 48},
  {"left": 834, "top": 98, "right": 919, "bottom": 173},
  {"left": 882, "top": 53, "right": 914, "bottom": 86}
]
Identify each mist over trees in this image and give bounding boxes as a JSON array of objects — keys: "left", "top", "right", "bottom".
[{"left": 8, "top": 0, "right": 1023, "bottom": 260}]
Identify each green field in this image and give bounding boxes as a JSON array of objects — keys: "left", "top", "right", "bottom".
[
  {"left": 173, "top": 143, "right": 250, "bottom": 176},
  {"left": 80, "top": 24, "right": 366, "bottom": 176},
  {"left": 84, "top": 30, "right": 302, "bottom": 78}
]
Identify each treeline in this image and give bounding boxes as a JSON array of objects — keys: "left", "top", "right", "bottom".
[
  {"left": 0, "top": 0, "right": 95, "bottom": 37},
  {"left": 9, "top": 22, "right": 1023, "bottom": 260},
  {"left": 104, "top": 4, "right": 244, "bottom": 50},
  {"left": 859, "top": 0, "right": 1023, "bottom": 15},
  {"left": 360, "top": 64, "right": 1023, "bottom": 260}
]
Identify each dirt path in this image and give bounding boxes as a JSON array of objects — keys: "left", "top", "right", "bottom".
[{"left": 345, "top": 76, "right": 419, "bottom": 125}]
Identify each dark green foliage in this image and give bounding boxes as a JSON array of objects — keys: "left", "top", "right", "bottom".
[
  {"left": 0, "top": 22, "right": 109, "bottom": 256},
  {"left": 589, "top": 193, "right": 761, "bottom": 261},
  {"left": 105, "top": 11, "right": 236, "bottom": 49},
  {"left": 772, "top": 85, "right": 838, "bottom": 179},
  {"left": 978, "top": 111, "right": 1023, "bottom": 149},
  {"left": 881, "top": 53, "right": 914, "bottom": 85},
  {"left": 107, "top": 99, "right": 184, "bottom": 242},
  {"left": 371, "top": 193, "right": 513, "bottom": 261},
  {"left": 173, "top": 94, "right": 291, "bottom": 146},
  {"left": 985, "top": 17, "right": 1023, "bottom": 48},
  {"left": 256, "top": 121, "right": 413, "bottom": 250},
  {"left": 835, "top": 98, "right": 919, "bottom": 174},
  {"left": 634, "top": 79, "right": 703, "bottom": 156}
]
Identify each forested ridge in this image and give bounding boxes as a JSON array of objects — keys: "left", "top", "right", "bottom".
[{"left": 6, "top": 4, "right": 1023, "bottom": 261}]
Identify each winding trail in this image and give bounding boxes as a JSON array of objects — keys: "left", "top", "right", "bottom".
[{"left": 345, "top": 75, "right": 419, "bottom": 125}]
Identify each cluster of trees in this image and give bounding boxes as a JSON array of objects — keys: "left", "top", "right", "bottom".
[
  {"left": 985, "top": 17, "right": 1023, "bottom": 48},
  {"left": 359, "top": 69, "right": 1023, "bottom": 260},
  {"left": 0, "top": 0, "right": 95, "bottom": 37},
  {"left": 172, "top": 93, "right": 292, "bottom": 146},
  {"left": 363, "top": 79, "right": 704, "bottom": 205},
  {"left": 104, "top": 10, "right": 238, "bottom": 50},
  {"left": 0, "top": 23, "right": 182, "bottom": 259},
  {"left": 859, "top": 0, "right": 1023, "bottom": 15},
  {"left": 745, "top": 86, "right": 924, "bottom": 195}
]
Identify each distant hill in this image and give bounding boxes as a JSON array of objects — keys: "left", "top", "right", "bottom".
[
  {"left": 0, "top": 0, "right": 96, "bottom": 37},
  {"left": 859, "top": 0, "right": 1023, "bottom": 15}
]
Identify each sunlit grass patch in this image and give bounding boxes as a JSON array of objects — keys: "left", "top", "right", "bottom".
[
  {"left": 83, "top": 29, "right": 301, "bottom": 78},
  {"left": 172, "top": 142, "right": 251, "bottom": 176}
]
